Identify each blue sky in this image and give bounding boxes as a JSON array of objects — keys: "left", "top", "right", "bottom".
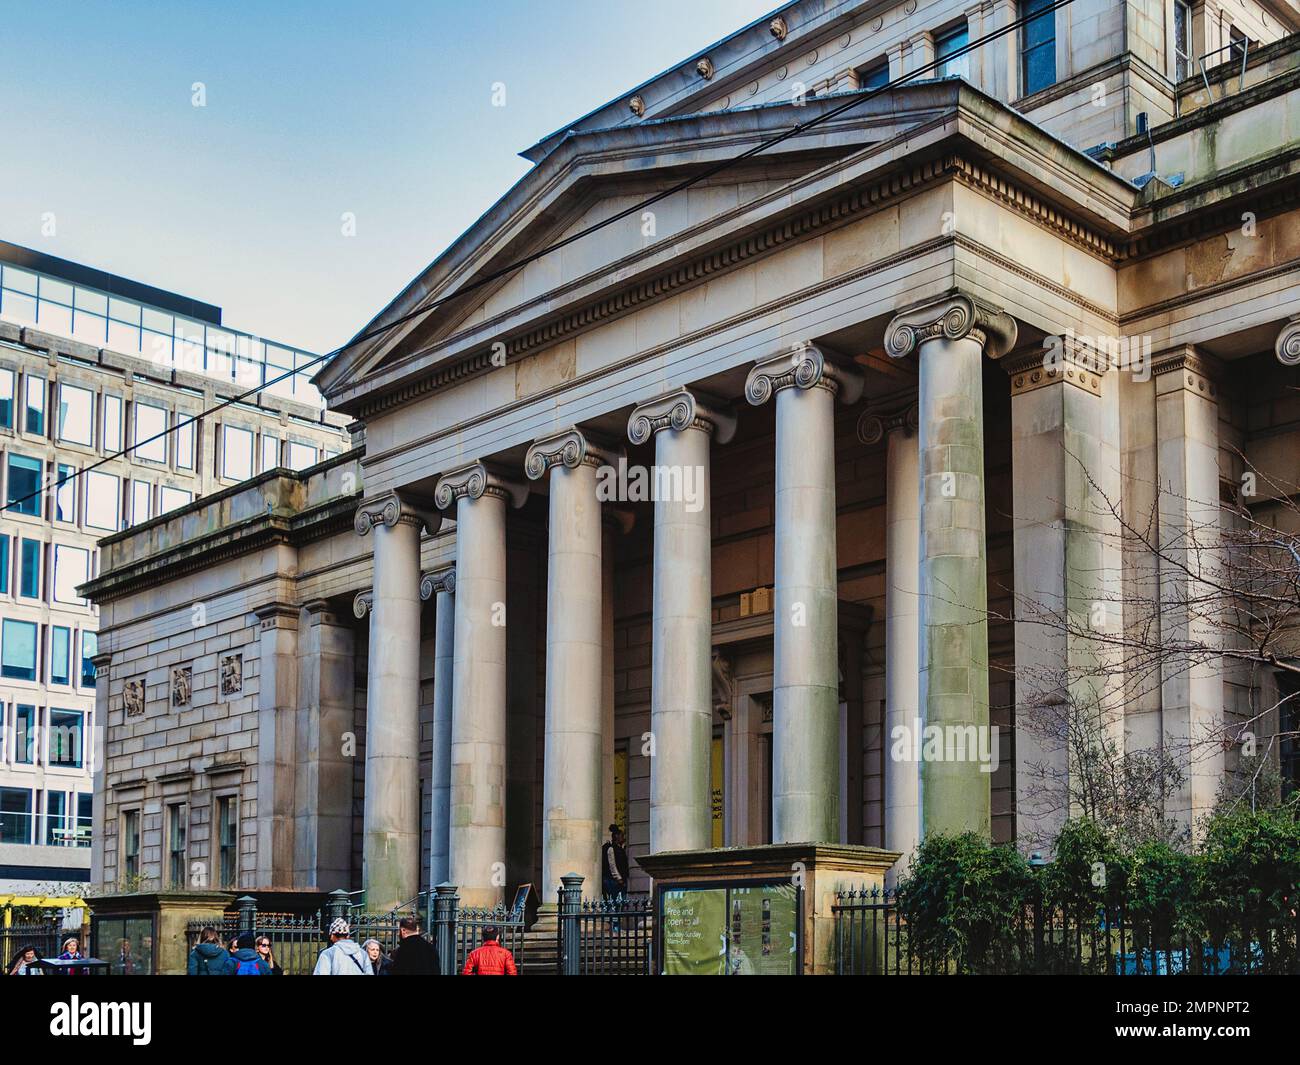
[{"left": 0, "top": 0, "right": 776, "bottom": 353}]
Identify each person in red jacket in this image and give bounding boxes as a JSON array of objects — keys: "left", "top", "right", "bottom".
[{"left": 462, "top": 926, "right": 517, "bottom": 976}]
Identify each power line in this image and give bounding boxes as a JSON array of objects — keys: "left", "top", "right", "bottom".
[{"left": 5, "top": 0, "right": 1074, "bottom": 518}]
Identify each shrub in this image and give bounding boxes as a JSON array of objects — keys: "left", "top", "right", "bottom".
[{"left": 896, "top": 832, "right": 1034, "bottom": 973}]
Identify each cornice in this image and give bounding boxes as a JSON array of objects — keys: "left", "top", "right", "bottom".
[
  {"left": 744, "top": 342, "right": 864, "bottom": 406},
  {"left": 82, "top": 494, "right": 360, "bottom": 605}
]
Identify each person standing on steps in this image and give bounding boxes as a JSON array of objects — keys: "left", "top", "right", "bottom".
[{"left": 601, "top": 824, "right": 630, "bottom": 898}]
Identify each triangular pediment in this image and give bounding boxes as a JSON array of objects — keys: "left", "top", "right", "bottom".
[{"left": 316, "top": 91, "right": 940, "bottom": 401}]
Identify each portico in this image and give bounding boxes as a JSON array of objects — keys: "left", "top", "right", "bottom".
[{"left": 84, "top": 0, "right": 1300, "bottom": 923}]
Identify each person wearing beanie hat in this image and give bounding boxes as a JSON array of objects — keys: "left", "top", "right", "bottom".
[
  {"left": 312, "top": 916, "right": 372, "bottom": 975},
  {"left": 230, "top": 932, "right": 272, "bottom": 976}
]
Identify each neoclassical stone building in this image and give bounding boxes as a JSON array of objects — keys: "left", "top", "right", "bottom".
[{"left": 86, "top": 0, "right": 1300, "bottom": 911}]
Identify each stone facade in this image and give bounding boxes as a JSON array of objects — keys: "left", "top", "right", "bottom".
[
  {"left": 0, "top": 247, "right": 347, "bottom": 894},
  {"left": 86, "top": 0, "right": 1300, "bottom": 908}
]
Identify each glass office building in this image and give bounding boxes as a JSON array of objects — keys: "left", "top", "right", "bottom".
[{"left": 0, "top": 240, "right": 349, "bottom": 892}]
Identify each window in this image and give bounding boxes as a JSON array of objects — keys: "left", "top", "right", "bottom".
[
  {"left": 25, "top": 374, "right": 46, "bottom": 436},
  {"left": 3, "top": 620, "right": 38, "bottom": 681},
  {"left": 55, "top": 462, "right": 76, "bottom": 523},
  {"left": 57, "top": 383, "right": 95, "bottom": 446},
  {"left": 81, "top": 630, "right": 98, "bottom": 688},
  {"left": 53, "top": 544, "right": 89, "bottom": 605},
  {"left": 167, "top": 803, "right": 187, "bottom": 889},
  {"left": 218, "top": 796, "right": 238, "bottom": 888},
  {"left": 286, "top": 440, "right": 317, "bottom": 471},
  {"left": 132, "top": 480, "right": 152, "bottom": 525},
  {"left": 0, "top": 367, "right": 13, "bottom": 428},
  {"left": 175, "top": 415, "right": 196, "bottom": 470},
  {"left": 159, "top": 485, "right": 192, "bottom": 514},
  {"left": 85, "top": 471, "right": 119, "bottom": 531},
  {"left": 7, "top": 453, "right": 42, "bottom": 516},
  {"left": 133, "top": 402, "right": 168, "bottom": 463},
  {"left": 935, "top": 23, "right": 969, "bottom": 80},
  {"left": 48, "top": 708, "right": 83, "bottom": 768},
  {"left": 1020, "top": 0, "right": 1057, "bottom": 95},
  {"left": 103, "top": 394, "right": 123, "bottom": 453},
  {"left": 0, "top": 536, "right": 9, "bottom": 595},
  {"left": 123, "top": 809, "right": 141, "bottom": 881},
  {"left": 0, "top": 788, "right": 33, "bottom": 845},
  {"left": 46, "top": 790, "right": 67, "bottom": 846},
  {"left": 14, "top": 704, "right": 36, "bottom": 763},
  {"left": 51, "top": 626, "right": 71, "bottom": 685},
  {"left": 77, "top": 793, "right": 92, "bottom": 847},
  {"left": 19, "top": 537, "right": 41, "bottom": 599},
  {"left": 260, "top": 434, "right": 279, "bottom": 472},
  {"left": 1229, "top": 26, "right": 1248, "bottom": 64},
  {"left": 222, "top": 424, "right": 253, "bottom": 481},
  {"left": 1174, "top": 0, "right": 1193, "bottom": 82},
  {"left": 857, "top": 58, "right": 890, "bottom": 90}
]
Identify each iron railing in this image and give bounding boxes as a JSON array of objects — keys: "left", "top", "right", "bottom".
[
  {"left": 2, "top": 918, "right": 68, "bottom": 971},
  {"left": 557, "top": 874, "right": 654, "bottom": 975},
  {"left": 833, "top": 885, "right": 1300, "bottom": 975}
]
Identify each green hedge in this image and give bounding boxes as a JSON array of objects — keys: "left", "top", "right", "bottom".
[{"left": 894, "top": 804, "right": 1300, "bottom": 973}]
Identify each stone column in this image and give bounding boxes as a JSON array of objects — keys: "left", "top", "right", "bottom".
[
  {"left": 354, "top": 492, "right": 440, "bottom": 910},
  {"left": 627, "top": 388, "right": 735, "bottom": 853},
  {"left": 886, "top": 293, "right": 1016, "bottom": 839},
  {"left": 745, "top": 345, "right": 863, "bottom": 843},
  {"left": 1152, "top": 347, "right": 1224, "bottom": 835},
  {"left": 295, "top": 599, "right": 355, "bottom": 889},
  {"left": 858, "top": 399, "right": 921, "bottom": 870},
  {"left": 434, "top": 462, "right": 527, "bottom": 907},
  {"left": 420, "top": 567, "right": 455, "bottom": 889},
  {"left": 1005, "top": 344, "right": 1122, "bottom": 849},
  {"left": 526, "top": 428, "right": 620, "bottom": 900},
  {"left": 253, "top": 603, "right": 300, "bottom": 889}
]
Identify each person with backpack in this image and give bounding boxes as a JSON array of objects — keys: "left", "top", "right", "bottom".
[
  {"left": 230, "top": 932, "right": 272, "bottom": 976},
  {"left": 312, "top": 918, "right": 372, "bottom": 975},
  {"left": 461, "top": 926, "right": 517, "bottom": 976},
  {"left": 187, "top": 926, "right": 234, "bottom": 976},
  {"left": 389, "top": 917, "right": 440, "bottom": 975}
]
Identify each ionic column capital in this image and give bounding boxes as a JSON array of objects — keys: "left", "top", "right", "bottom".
[
  {"left": 627, "top": 387, "right": 736, "bottom": 446},
  {"left": 885, "top": 292, "right": 1018, "bottom": 361},
  {"left": 1276, "top": 316, "right": 1300, "bottom": 367},
  {"left": 745, "top": 342, "right": 864, "bottom": 406},
  {"left": 354, "top": 491, "right": 441, "bottom": 537},
  {"left": 352, "top": 590, "right": 374, "bottom": 619},
  {"left": 420, "top": 565, "right": 456, "bottom": 601},
  {"left": 434, "top": 461, "right": 528, "bottom": 510},
  {"left": 856, "top": 398, "right": 919, "bottom": 443},
  {"left": 524, "top": 427, "right": 622, "bottom": 481}
]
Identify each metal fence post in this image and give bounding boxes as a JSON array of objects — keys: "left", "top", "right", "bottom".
[
  {"left": 559, "top": 873, "right": 583, "bottom": 976},
  {"left": 324, "top": 889, "right": 350, "bottom": 933},
  {"left": 433, "top": 883, "right": 458, "bottom": 976},
  {"left": 236, "top": 895, "right": 257, "bottom": 936}
]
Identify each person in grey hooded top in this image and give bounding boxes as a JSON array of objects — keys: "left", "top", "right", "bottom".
[{"left": 312, "top": 918, "right": 372, "bottom": 975}]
